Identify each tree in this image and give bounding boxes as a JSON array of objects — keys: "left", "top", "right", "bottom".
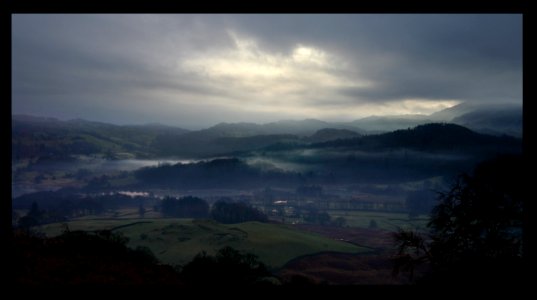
[
  {"left": 13, "top": 229, "right": 182, "bottom": 285},
  {"left": 427, "top": 156, "right": 523, "bottom": 281},
  {"left": 303, "top": 208, "right": 331, "bottom": 225},
  {"left": 333, "top": 216, "right": 347, "bottom": 227},
  {"left": 392, "top": 228, "right": 431, "bottom": 281},
  {"left": 180, "top": 246, "right": 271, "bottom": 286},
  {"left": 211, "top": 201, "right": 267, "bottom": 224},
  {"left": 393, "top": 155, "right": 525, "bottom": 284}
]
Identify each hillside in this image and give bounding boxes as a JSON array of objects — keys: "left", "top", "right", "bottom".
[
  {"left": 39, "top": 219, "right": 368, "bottom": 269},
  {"left": 12, "top": 115, "right": 189, "bottom": 160},
  {"left": 149, "top": 119, "right": 362, "bottom": 157},
  {"left": 428, "top": 103, "right": 522, "bottom": 137},
  {"left": 134, "top": 158, "right": 299, "bottom": 189},
  {"left": 307, "top": 128, "right": 361, "bottom": 143},
  {"left": 350, "top": 115, "right": 432, "bottom": 133},
  {"left": 345, "top": 102, "right": 522, "bottom": 137},
  {"left": 312, "top": 123, "right": 521, "bottom": 153},
  {"left": 452, "top": 108, "right": 522, "bottom": 137}
]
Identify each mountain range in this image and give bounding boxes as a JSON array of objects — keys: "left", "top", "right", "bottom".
[{"left": 12, "top": 102, "right": 521, "bottom": 160}]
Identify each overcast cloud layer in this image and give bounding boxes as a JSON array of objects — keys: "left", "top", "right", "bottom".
[{"left": 12, "top": 14, "right": 522, "bottom": 129}]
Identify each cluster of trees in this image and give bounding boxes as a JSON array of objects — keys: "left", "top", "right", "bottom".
[
  {"left": 393, "top": 155, "right": 526, "bottom": 285},
  {"left": 211, "top": 200, "right": 268, "bottom": 224},
  {"left": 13, "top": 191, "right": 157, "bottom": 228},
  {"left": 303, "top": 208, "right": 332, "bottom": 225},
  {"left": 314, "top": 123, "right": 521, "bottom": 153},
  {"left": 302, "top": 208, "right": 346, "bottom": 227},
  {"left": 180, "top": 246, "right": 273, "bottom": 286},
  {"left": 135, "top": 158, "right": 301, "bottom": 189},
  {"left": 14, "top": 227, "right": 277, "bottom": 286},
  {"left": 13, "top": 228, "right": 182, "bottom": 286},
  {"left": 11, "top": 222, "right": 294, "bottom": 287},
  {"left": 13, "top": 190, "right": 151, "bottom": 212},
  {"left": 16, "top": 200, "right": 105, "bottom": 229},
  {"left": 14, "top": 192, "right": 270, "bottom": 228},
  {"left": 158, "top": 196, "right": 268, "bottom": 224}
]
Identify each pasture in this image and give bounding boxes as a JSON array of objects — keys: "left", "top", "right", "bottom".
[{"left": 39, "top": 218, "right": 369, "bottom": 269}]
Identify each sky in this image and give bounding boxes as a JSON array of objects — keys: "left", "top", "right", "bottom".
[{"left": 12, "top": 14, "right": 522, "bottom": 129}]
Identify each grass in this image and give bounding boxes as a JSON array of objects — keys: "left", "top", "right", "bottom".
[
  {"left": 39, "top": 218, "right": 368, "bottom": 269},
  {"left": 328, "top": 210, "right": 430, "bottom": 231}
]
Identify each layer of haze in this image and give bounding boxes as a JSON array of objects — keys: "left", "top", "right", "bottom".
[{"left": 12, "top": 14, "right": 522, "bottom": 129}]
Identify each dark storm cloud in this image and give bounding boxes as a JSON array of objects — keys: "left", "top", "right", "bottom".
[
  {"left": 12, "top": 14, "right": 522, "bottom": 128},
  {"left": 226, "top": 14, "right": 521, "bottom": 67},
  {"left": 227, "top": 14, "right": 522, "bottom": 104}
]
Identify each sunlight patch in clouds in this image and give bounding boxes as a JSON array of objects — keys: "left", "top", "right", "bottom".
[
  {"left": 292, "top": 45, "right": 327, "bottom": 66},
  {"left": 177, "top": 31, "right": 460, "bottom": 121},
  {"left": 180, "top": 31, "right": 369, "bottom": 103},
  {"left": 398, "top": 99, "right": 461, "bottom": 114},
  {"left": 364, "top": 99, "right": 461, "bottom": 116}
]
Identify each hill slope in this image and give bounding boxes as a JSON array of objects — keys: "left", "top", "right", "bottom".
[
  {"left": 40, "top": 219, "right": 368, "bottom": 269},
  {"left": 313, "top": 123, "right": 521, "bottom": 153},
  {"left": 12, "top": 115, "right": 189, "bottom": 159},
  {"left": 428, "top": 103, "right": 522, "bottom": 137}
]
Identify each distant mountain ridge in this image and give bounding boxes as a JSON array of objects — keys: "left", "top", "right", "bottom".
[
  {"left": 12, "top": 102, "right": 522, "bottom": 160},
  {"left": 14, "top": 100, "right": 521, "bottom": 139},
  {"left": 349, "top": 115, "right": 432, "bottom": 133},
  {"left": 428, "top": 103, "right": 522, "bottom": 137},
  {"left": 307, "top": 128, "right": 361, "bottom": 143},
  {"left": 12, "top": 115, "right": 190, "bottom": 160}
]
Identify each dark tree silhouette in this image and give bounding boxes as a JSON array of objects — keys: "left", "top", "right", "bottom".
[
  {"left": 211, "top": 200, "right": 267, "bottom": 224},
  {"left": 392, "top": 229, "right": 431, "bottom": 281},
  {"left": 13, "top": 229, "right": 182, "bottom": 286},
  {"left": 303, "top": 208, "right": 331, "bottom": 225},
  {"left": 333, "top": 216, "right": 347, "bottom": 227},
  {"left": 180, "top": 246, "right": 272, "bottom": 286},
  {"left": 393, "top": 155, "right": 525, "bottom": 285}
]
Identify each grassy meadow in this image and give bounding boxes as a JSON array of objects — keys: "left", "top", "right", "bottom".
[{"left": 39, "top": 218, "right": 369, "bottom": 269}]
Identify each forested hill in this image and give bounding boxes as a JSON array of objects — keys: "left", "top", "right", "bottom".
[
  {"left": 12, "top": 115, "right": 189, "bottom": 160},
  {"left": 311, "top": 123, "right": 521, "bottom": 153},
  {"left": 134, "top": 158, "right": 300, "bottom": 189}
]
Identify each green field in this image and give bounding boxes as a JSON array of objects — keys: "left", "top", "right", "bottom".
[
  {"left": 40, "top": 218, "right": 368, "bottom": 269},
  {"left": 328, "top": 210, "right": 430, "bottom": 231}
]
